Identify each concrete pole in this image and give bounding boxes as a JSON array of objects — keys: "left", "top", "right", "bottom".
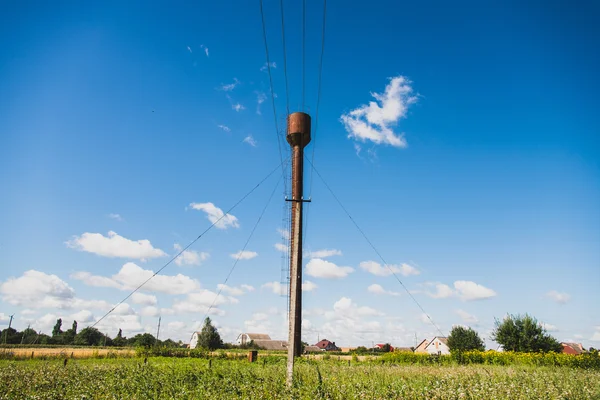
[{"left": 286, "top": 112, "right": 311, "bottom": 387}]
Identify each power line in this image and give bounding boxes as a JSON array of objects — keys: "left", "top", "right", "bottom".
[
  {"left": 90, "top": 160, "right": 286, "bottom": 330},
  {"left": 260, "top": 0, "right": 288, "bottom": 194},
  {"left": 305, "top": 157, "right": 446, "bottom": 339},
  {"left": 279, "top": 0, "right": 290, "bottom": 116},
  {"left": 308, "top": 0, "right": 327, "bottom": 199},
  {"left": 303, "top": 0, "right": 327, "bottom": 252},
  {"left": 302, "top": 0, "right": 306, "bottom": 111},
  {"left": 202, "top": 175, "right": 282, "bottom": 321}
]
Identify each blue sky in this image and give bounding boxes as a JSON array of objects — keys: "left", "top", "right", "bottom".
[{"left": 1, "top": 0, "right": 599, "bottom": 348}]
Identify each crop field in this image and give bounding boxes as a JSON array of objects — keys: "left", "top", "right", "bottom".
[{"left": 1, "top": 357, "right": 599, "bottom": 399}]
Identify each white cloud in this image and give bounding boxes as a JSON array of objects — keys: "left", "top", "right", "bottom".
[
  {"left": 240, "top": 284, "right": 255, "bottom": 292},
  {"left": 328, "top": 297, "right": 384, "bottom": 321},
  {"left": 455, "top": 309, "right": 479, "bottom": 324},
  {"left": 255, "top": 91, "right": 267, "bottom": 115},
  {"left": 367, "top": 283, "right": 400, "bottom": 296},
  {"left": 232, "top": 103, "right": 245, "bottom": 112},
  {"left": 274, "top": 243, "right": 287, "bottom": 252},
  {"left": 243, "top": 135, "right": 257, "bottom": 147},
  {"left": 140, "top": 306, "right": 160, "bottom": 317},
  {"left": 113, "top": 263, "right": 200, "bottom": 294},
  {"left": 70, "top": 310, "right": 94, "bottom": 323},
  {"left": 200, "top": 44, "right": 209, "bottom": 57},
  {"left": 174, "top": 243, "right": 209, "bottom": 266},
  {"left": 220, "top": 78, "right": 240, "bottom": 91},
  {"left": 172, "top": 290, "right": 234, "bottom": 315},
  {"left": 108, "top": 213, "right": 123, "bottom": 221},
  {"left": 340, "top": 76, "right": 417, "bottom": 147},
  {"left": 70, "top": 271, "right": 121, "bottom": 289},
  {"left": 260, "top": 61, "right": 277, "bottom": 71},
  {"left": 541, "top": 322, "right": 558, "bottom": 332},
  {"left": 230, "top": 250, "right": 258, "bottom": 260},
  {"left": 454, "top": 281, "right": 497, "bottom": 301},
  {"left": 73, "top": 263, "right": 202, "bottom": 296},
  {"left": 306, "top": 249, "right": 342, "bottom": 259},
  {"left": 546, "top": 290, "right": 570, "bottom": 304},
  {"left": 277, "top": 228, "right": 290, "bottom": 240},
  {"left": 0, "top": 270, "right": 75, "bottom": 309},
  {"left": 189, "top": 202, "right": 239, "bottom": 229},
  {"left": 359, "top": 261, "right": 419, "bottom": 277},
  {"left": 306, "top": 258, "right": 354, "bottom": 279},
  {"left": 262, "top": 281, "right": 286, "bottom": 296},
  {"left": 302, "top": 281, "right": 318, "bottom": 292},
  {"left": 591, "top": 328, "right": 600, "bottom": 342},
  {"left": 217, "top": 124, "right": 231, "bottom": 132},
  {"left": 423, "top": 281, "right": 496, "bottom": 301},
  {"left": 187, "top": 46, "right": 192, "bottom": 53},
  {"left": 425, "top": 282, "right": 455, "bottom": 299},
  {"left": 131, "top": 292, "right": 157, "bottom": 306},
  {"left": 217, "top": 284, "right": 254, "bottom": 296},
  {"left": 65, "top": 231, "right": 166, "bottom": 260}
]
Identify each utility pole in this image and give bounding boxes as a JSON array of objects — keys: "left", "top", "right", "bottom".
[
  {"left": 3, "top": 314, "right": 14, "bottom": 344},
  {"left": 156, "top": 316, "right": 161, "bottom": 345},
  {"left": 286, "top": 112, "right": 311, "bottom": 387}
]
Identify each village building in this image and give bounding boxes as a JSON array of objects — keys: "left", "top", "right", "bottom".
[
  {"left": 424, "top": 337, "right": 450, "bottom": 355},
  {"left": 561, "top": 342, "right": 584, "bottom": 355},
  {"left": 314, "top": 339, "right": 340, "bottom": 351}
]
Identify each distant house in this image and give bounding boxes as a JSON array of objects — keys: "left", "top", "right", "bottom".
[
  {"left": 414, "top": 339, "right": 430, "bottom": 354},
  {"left": 375, "top": 343, "right": 394, "bottom": 352},
  {"left": 561, "top": 342, "right": 584, "bottom": 355},
  {"left": 235, "top": 333, "right": 288, "bottom": 351},
  {"left": 424, "top": 337, "right": 450, "bottom": 355},
  {"left": 190, "top": 332, "right": 201, "bottom": 349},
  {"left": 314, "top": 339, "right": 340, "bottom": 351},
  {"left": 304, "top": 345, "right": 321, "bottom": 353},
  {"left": 236, "top": 333, "right": 271, "bottom": 346}
]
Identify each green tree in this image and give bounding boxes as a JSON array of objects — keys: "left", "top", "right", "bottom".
[
  {"left": 113, "top": 329, "right": 127, "bottom": 347},
  {"left": 491, "top": 314, "right": 562, "bottom": 353},
  {"left": 448, "top": 326, "right": 485, "bottom": 353},
  {"left": 197, "top": 317, "right": 222, "bottom": 350},
  {"left": 52, "top": 319, "right": 63, "bottom": 337},
  {"left": 19, "top": 327, "right": 38, "bottom": 344},
  {"left": 62, "top": 320, "right": 78, "bottom": 345},
  {"left": 74, "top": 327, "right": 104, "bottom": 346},
  {"left": 1, "top": 328, "right": 22, "bottom": 344},
  {"left": 130, "top": 333, "right": 156, "bottom": 348},
  {"left": 381, "top": 343, "right": 392, "bottom": 352}
]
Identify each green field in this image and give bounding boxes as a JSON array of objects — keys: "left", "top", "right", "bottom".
[{"left": 1, "top": 357, "right": 599, "bottom": 399}]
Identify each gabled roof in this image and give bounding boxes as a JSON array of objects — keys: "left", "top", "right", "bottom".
[
  {"left": 424, "top": 337, "right": 448, "bottom": 349},
  {"left": 239, "top": 333, "right": 272, "bottom": 341},
  {"left": 253, "top": 339, "right": 287, "bottom": 350},
  {"left": 415, "top": 339, "right": 429, "bottom": 349},
  {"left": 561, "top": 342, "right": 584, "bottom": 355},
  {"left": 315, "top": 339, "right": 336, "bottom": 348}
]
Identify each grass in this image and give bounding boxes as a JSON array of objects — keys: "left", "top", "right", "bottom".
[{"left": 0, "top": 357, "right": 599, "bottom": 399}]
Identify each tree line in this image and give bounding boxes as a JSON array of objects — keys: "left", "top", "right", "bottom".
[
  {"left": 447, "top": 314, "right": 595, "bottom": 354},
  {"left": 1, "top": 318, "right": 183, "bottom": 348}
]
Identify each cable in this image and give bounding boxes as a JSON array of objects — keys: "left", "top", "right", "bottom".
[
  {"left": 201, "top": 175, "right": 282, "bottom": 321},
  {"left": 304, "top": 0, "right": 327, "bottom": 254},
  {"left": 279, "top": 0, "right": 290, "bottom": 116},
  {"left": 308, "top": 0, "right": 327, "bottom": 199},
  {"left": 305, "top": 156, "right": 446, "bottom": 339},
  {"left": 302, "top": 0, "right": 306, "bottom": 111},
  {"left": 260, "top": 0, "right": 288, "bottom": 194},
  {"left": 90, "top": 159, "right": 286, "bottom": 329}
]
